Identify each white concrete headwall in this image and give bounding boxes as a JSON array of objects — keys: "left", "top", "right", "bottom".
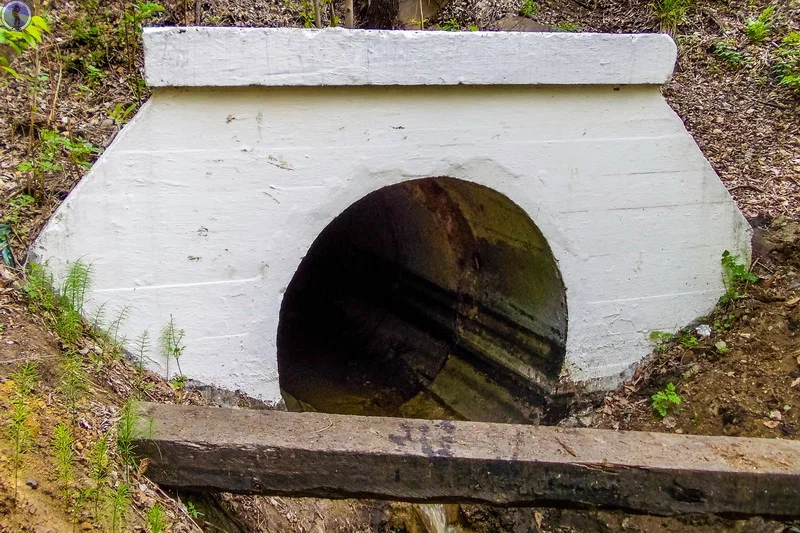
[{"left": 32, "top": 28, "right": 750, "bottom": 403}]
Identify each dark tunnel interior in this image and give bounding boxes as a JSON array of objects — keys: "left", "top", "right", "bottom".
[{"left": 277, "top": 177, "right": 568, "bottom": 423}]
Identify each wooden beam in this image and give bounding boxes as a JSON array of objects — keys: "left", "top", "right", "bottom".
[{"left": 134, "top": 403, "right": 800, "bottom": 517}]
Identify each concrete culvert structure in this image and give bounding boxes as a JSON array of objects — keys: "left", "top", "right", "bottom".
[
  {"left": 31, "top": 28, "right": 751, "bottom": 412},
  {"left": 278, "top": 177, "right": 567, "bottom": 423}
]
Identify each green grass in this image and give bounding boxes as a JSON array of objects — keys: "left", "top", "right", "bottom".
[
  {"left": 159, "top": 316, "right": 185, "bottom": 382},
  {"left": 436, "top": 18, "right": 460, "bottom": 31},
  {"left": 554, "top": 21, "right": 580, "bottom": 32},
  {"left": 147, "top": 503, "right": 168, "bottom": 533},
  {"left": 519, "top": 0, "right": 537, "bottom": 17},
  {"left": 652, "top": 382, "right": 681, "bottom": 417},
  {"left": 7, "top": 363, "right": 39, "bottom": 504},
  {"left": 89, "top": 434, "right": 110, "bottom": 518},
  {"left": 52, "top": 423, "right": 76, "bottom": 502},
  {"left": 59, "top": 351, "right": 88, "bottom": 413},
  {"left": 110, "top": 483, "right": 131, "bottom": 533},
  {"left": 23, "top": 263, "right": 57, "bottom": 314},
  {"left": 651, "top": 0, "right": 691, "bottom": 34},
  {"left": 116, "top": 399, "right": 138, "bottom": 470}
]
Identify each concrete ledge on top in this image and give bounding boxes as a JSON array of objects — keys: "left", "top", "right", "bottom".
[{"left": 143, "top": 27, "right": 677, "bottom": 88}]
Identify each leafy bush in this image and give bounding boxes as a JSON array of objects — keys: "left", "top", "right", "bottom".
[
  {"left": 0, "top": 15, "right": 49, "bottom": 78},
  {"left": 745, "top": 6, "right": 774, "bottom": 43}
]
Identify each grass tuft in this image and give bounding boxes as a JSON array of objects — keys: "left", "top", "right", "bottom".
[
  {"left": 651, "top": 0, "right": 691, "bottom": 34},
  {"left": 52, "top": 423, "right": 76, "bottom": 502},
  {"left": 147, "top": 503, "right": 168, "bottom": 533}
]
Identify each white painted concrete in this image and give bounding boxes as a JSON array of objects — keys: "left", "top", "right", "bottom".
[
  {"left": 33, "top": 29, "right": 749, "bottom": 403},
  {"left": 143, "top": 27, "right": 677, "bottom": 87}
]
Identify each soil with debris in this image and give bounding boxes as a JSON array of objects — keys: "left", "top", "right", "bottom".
[
  {"left": 0, "top": 0, "right": 799, "bottom": 531},
  {"left": 591, "top": 218, "right": 800, "bottom": 440}
]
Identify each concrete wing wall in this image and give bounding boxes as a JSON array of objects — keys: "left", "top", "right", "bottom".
[{"left": 31, "top": 84, "right": 750, "bottom": 403}]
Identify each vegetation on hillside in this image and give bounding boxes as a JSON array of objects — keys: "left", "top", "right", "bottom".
[{"left": 0, "top": 0, "right": 798, "bottom": 531}]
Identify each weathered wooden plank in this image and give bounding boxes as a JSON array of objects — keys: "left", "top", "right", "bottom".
[{"left": 134, "top": 403, "right": 800, "bottom": 517}]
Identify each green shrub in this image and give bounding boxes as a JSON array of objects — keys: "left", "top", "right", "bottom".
[
  {"left": 713, "top": 41, "right": 745, "bottom": 67},
  {"left": 745, "top": 6, "right": 774, "bottom": 43},
  {"left": 720, "top": 250, "right": 758, "bottom": 304},
  {"left": 652, "top": 383, "right": 681, "bottom": 417},
  {"left": 0, "top": 15, "right": 49, "bottom": 78},
  {"left": 775, "top": 32, "right": 800, "bottom": 92}
]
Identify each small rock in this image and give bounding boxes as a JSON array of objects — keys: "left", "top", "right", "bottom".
[
  {"left": 696, "top": 324, "right": 712, "bottom": 338},
  {"left": 80, "top": 522, "right": 92, "bottom": 531},
  {"left": 792, "top": 377, "right": 800, "bottom": 388},
  {"left": 558, "top": 416, "right": 580, "bottom": 428},
  {"left": 25, "top": 478, "right": 39, "bottom": 489},
  {"left": 662, "top": 416, "right": 677, "bottom": 429},
  {"left": 763, "top": 420, "right": 780, "bottom": 429},
  {"left": 714, "top": 341, "right": 728, "bottom": 353},
  {"left": 769, "top": 410, "right": 782, "bottom": 421},
  {"left": 577, "top": 414, "right": 594, "bottom": 427}
]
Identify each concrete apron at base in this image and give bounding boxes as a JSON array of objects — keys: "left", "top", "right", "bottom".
[{"left": 31, "top": 28, "right": 751, "bottom": 415}]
